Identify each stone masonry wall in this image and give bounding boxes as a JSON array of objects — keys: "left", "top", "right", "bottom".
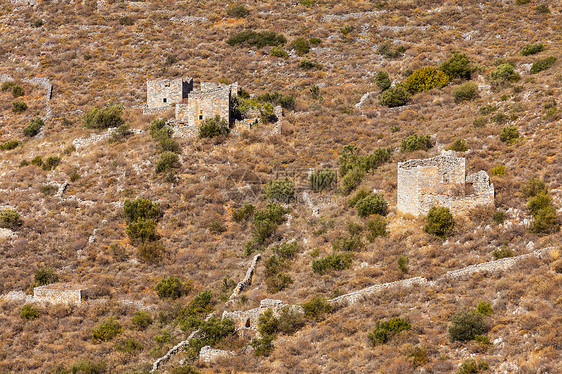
[
  {"left": 33, "top": 284, "right": 84, "bottom": 304},
  {"left": 177, "top": 84, "right": 232, "bottom": 126},
  {"left": 397, "top": 154, "right": 494, "bottom": 216},
  {"left": 145, "top": 78, "right": 193, "bottom": 111}
]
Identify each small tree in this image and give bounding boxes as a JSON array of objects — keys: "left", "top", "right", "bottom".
[
  {"left": 401, "top": 133, "right": 432, "bottom": 152},
  {"left": 155, "top": 151, "right": 180, "bottom": 173},
  {"left": 375, "top": 71, "right": 391, "bottom": 91},
  {"left": 309, "top": 169, "right": 335, "bottom": 192},
  {"left": 264, "top": 178, "right": 295, "bottom": 202},
  {"left": 301, "top": 296, "right": 331, "bottom": 319},
  {"left": 356, "top": 193, "right": 388, "bottom": 217},
  {"left": 23, "top": 117, "right": 44, "bottom": 137},
  {"left": 368, "top": 317, "right": 411, "bottom": 345},
  {"left": 83, "top": 104, "right": 124, "bottom": 129},
  {"left": 424, "top": 206, "right": 454, "bottom": 239},
  {"left": 198, "top": 115, "right": 230, "bottom": 138},
  {"left": 439, "top": 52, "right": 475, "bottom": 80},
  {"left": 290, "top": 38, "right": 310, "bottom": 55},
  {"left": 155, "top": 276, "right": 191, "bottom": 299},
  {"left": 379, "top": 86, "right": 410, "bottom": 107},
  {"left": 447, "top": 138, "right": 470, "bottom": 152},
  {"left": 34, "top": 266, "right": 58, "bottom": 286},
  {"left": 448, "top": 309, "right": 487, "bottom": 342},
  {"left": 91, "top": 317, "right": 123, "bottom": 342}
]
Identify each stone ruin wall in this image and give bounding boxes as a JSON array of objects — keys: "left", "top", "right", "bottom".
[
  {"left": 222, "top": 299, "right": 301, "bottom": 331},
  {"left": 144, "top": 78, "right": 193, "bottom": 113},
  {"left": 176, "top": 85, "right": 232, "bottom": 126},
  {"left": 33, "top": 285, "right": 84, "bottom": 304},
  {"left": 397, "top": 155, "right": 494, "bottom": 216}
]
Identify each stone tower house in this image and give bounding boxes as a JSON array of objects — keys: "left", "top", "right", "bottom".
[
  {"left": 396, "top": 153, "right": 494, "bottom": 216},
  {"left": 145, "top": 78, "right": 194, "bottom": 113}
]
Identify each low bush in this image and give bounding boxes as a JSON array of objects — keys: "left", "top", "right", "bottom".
[
  {"left": 20, "top": 304, "right": 39, "bottom": 320},
  {"left": 453, "top": 82, "right": 478, "bottom": 103},
  {"left": 155, "top": 276, "right": 191, "bottom": 299},
  {"left": 69, "top": 360, "right": 106, "bottom": 374},
  {"left": 339, "top": 25, "right": 354, "bottom": 36},
  {"left": 448, "top": 309, "right": 487, "bottom": 342},
  {"left": 258, "top": 308, "right": 279, "bottom": 336},
  {"left": 250, "top": 334, "right": 275, "bottom": 356},
  {"left": 108, "top": 124, "right": 131, "bottom": 143},
  {"left": 226, "top": 4, "right": 249, "bottom": 18},
  {"left": 476, "top": 301, "right": 493, "bottom": 316},
  {"left": 252, "top": 203, "right": 288, "bottom": 244},
  {"left": 490, "top": 164, "right": 505, "bottom": 176},
  {"left": 227, "top": 30, "right": 286, "bottom": 48},
  {"left": 398, "top": 255, "right": 409, "bottom": 273},
  {"left": 119, "top": 16, "right": 135, "bottom": 26},
  {"left": 91, "top": 317, "right": 123, "bottom": 342},
  {"left": 366, "top": 215, "right": 387, "bottom": 241},
  {"left": 11, "top": 84, "right": 24, "bottom": 97},
  {"left": 457, "top": 360, "right": 489, "bottom": 374},
  {"left": 83, "top": 104, "right": 124, "bottom": 129},
  {"left": 0, "top": 140, "right": 19, "bottom": 150},
  {"left": 34, "top": 266, "right": 58, "bottom": 286},
  {"left": 186, "top": 317, "right": 234, "bottom": 356},
  {"left": 124, "top": 198, "right": 161, "bottom": 223},
  {"left": 299, "top": 60, "right": 322, "bottom": 70},
  {"left": 290, "top": 38, "right": 310, "bottom": 55},
  {"left": 115, "top": 338, "right": 143, "bottom": 354},
  {"left": 403, "top": 67, "right": 449, "bottom": 94},
  {"left": 332, "top": 234, "right": 363, "bottom": 252},
  {"left": 42, "top": 155, "right": 61, "bottom": 171},
  {"left": 131, "top": 311, "right": 153, "bottom": 330},
  {"left": 232, "top": 203, "right": 255, "bottom": 223},
  {"left": 23, "top": 117, "right": 44, "bottom": 137},
  {"left": 264, "top": 177, "right": 294, "bottom": 202},
  {"left": 401, "top": 133, "right": 432, "bottom": 152},
  {"left": 473, "top": 117, "right": 487, "bottom": 128},
  {"left": 489, "top": 63, "right": 520, "bottom": 83},
  {"left": 270, "top": 46, "right": 288, "bottom": 58},
  {"left": 356, "top": 193, "right": 388, "bottom": 217},
  {"left": 12, "top": 100, "right": 27, "bottom": 113},
  {"left": 301, "top": 296, "right": 331, "bottom": 319},
  {"left": 312, "top": 252, "right": 353, "bottom": 274},
  {"left": 535, "top": 4, "right": 550, "bottom": 13},
  {"left": 199, "top": 115, "right": 230, "bottom": 138},
  {"left": 520, "top": 43, "right": 544, "bottom": 56},
  {"left": 277, "top": 306, "right": 305, "bottom": 335},
  {"left": 155, "top": 151, "right": 180, "bottom": 173},
  {"left": 447, "top": 138, "right": 469, "bottom": 152},
  {"left": 309, "top": 37, "right": 321, "bottom": 45},
  {"left": 379, "top": 85, "right": 410, "bottom": 107},
  {"left": 368, "top": 317, "right": 411, "bottom": 345},
  {"left": 530, "top": 56, "right": 557, "bottom": 74},
  {"left": 439, "top": 52, "right": 475, "bottom": 80},
  {"left": 0, "top": 209, "right": 23, "bottom": 230},
  {"left": 375, "top": 71, "right": 391, "bottom": 91},
  {"left": 1, "top": 81, "right": 16, "bottom": 91},
  {"left": 424, "top": 206, "right": 454, "bottom": 239},
  {"left": 126, "top": 218, "right": 159, "bottom": 244},
  {"left": 176, "top": 290, "right": 215, "bottom": 331},
  {"left": 138, "top": 240, "right": 166, "bottom": 262},
  {"left": 378, "top": 42, "right": 405, "bottom": 58},
  {"left": 309, "top": 169, "right": 335, "bottom": 192},
  {"left": 499, "top": 126, "right": 519, "bottom": 144},
  {"left": 339, "top": 167, "right": 365, "bottom": 195}
]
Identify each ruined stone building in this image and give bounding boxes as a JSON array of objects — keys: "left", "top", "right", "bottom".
[
  {"left": 33, "top": 283, "right": 88, "bottom": 304},
  {"left": 143, "top": 77, "right": 237, "bottom": 127},
  {"left": 396, "top": 153, "right": 494, "bottom": 216}
]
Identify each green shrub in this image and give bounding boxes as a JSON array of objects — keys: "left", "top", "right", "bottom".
[
  {"left": 309, "top": 37, "right": 321, "bottom": 45},
  {"left": 11, "top": 84, "right": 24, "bottom": 98},
  {"left": 131, "top": 311, "right": 153, "bottom": 330},
  {"left": 379, "top": 86, "right": 410, "bottom": 107},
  {"left": 91, "top": 317, "right": 123, "bottom": 342},
  {"left": 457, "top": 359, "right": 489, "bottom": 374},
  {"left": 12, "top": 100, "right": 27, "bottom": 113},
  {"left": 186, "top": 317, "right": 234, "bottom": 356},
  {"left": 448, "top": 309, "right": 487, "bottom": 342},
  {"left": 332, "top": 234, "right": 363, "bottom": 252},
  {"left": 348, "top": 188, "right": 372, "bottom": 207},
  {"left": 83, "top": 104, "right": 124, "bottom": 129},
  {"left": 309, "top": 169, "right": 335, "bottom": 192},
  {"left": 40, "top": 184, "right": 57, "bottom": 195},
  {"left": 356, "top": 193, "right": 388, "bottom": 217},
  {"left": 339, "top": 25, "right": 354, "bottom": 36},
  {"left": 270, "top": 46, "right": 288, "bottom": 58},
  {"left": 490, "top": 164, "right": 505, "bottom": 176},
  {"left": 312, "top": 252, "right": 353, "bottom": 274},
  {"left": 375, "top": 71, "right": 391, "bottom": 91},
  {"left": 226, "top": 4, "right": 249, "bottom": 18},
  {"left": 209, "top": 219, "right": 226, "bottom": 234},
  {"left": 34, "top": 266, "right": 58, "bottom": 286},
  {"left": 527, "top": 192, "right": 552, "bottom": 215},
  {"left": 522, "top": 177, "right": 547, "bottom": 198},
  {"left": 277, "top": 306, "right": 305, "bottom": 335},
  {"left": 520, "top": 43, "right": 544, "bottom": 56},
  {"left": 290, "top": 38, "right": 310, "bottom": 55},
  {"left": 409, "top": 345, "right": 428, "bottom": 367},
  {"left": 108, "top": 124, "right": 131, "bottom": 143},
  {"left": 124, "top": 198, "right": 161, "bottom": 223},
  {"left": 397, "top": 255, "right": 409, "bottom": 273},
  {"left": 489, "top": 63, "right": 520, "bottom": 83},
  {"left": 258, "top": 308, "right": 279, "bottom": 336},
  {"left": 366, "top": 215, "right": 387, "bottom": 241},
  {"left": 0, "top": 139, "right": 19, "bottom": 150},
  {"left": 115, "top": 338, "right": 143, "bottom": 354},
  {"left": 439, "top": 52, "right": 475, "bottom": 80},
  {"left": 530, "top": 56, "right": 557, "bottom": 74},
  {"left": 227, "top": 30, "right": 286, "bottom": 48},
  {"left": 42, "top": 155, "right": 61, "bottom": 171},
  {"left": 70, "top": 360, "right": 106, "bottom": 374},
  {"left": 424, "top": 206, "right": 454, "bottom": 239},
  {"left": 128, "top": 219, "right": 159, "bottom": 245},
  {"left": 155, "top": 151, "right": 180, "bottom": 173},
  {"left": 198, "top": 115, "right": 230, "bottom": 138},
  {"left": 493, "top": 210, "right": 506, "bottom": 224},
  {"left": 0, "top": 209, "right": 23, "bottom": 229},
  {"left": 339, "top": 167, "right": 365, "bottom": 195},
  {"left": 279, "top": 94, "right": 296, "bottom": 110},
  {"left": 479, "top": 103, "right": 497, "bottom": 115},
  {"left": 447, "top": 138, "right": 469, "bottom": 152},
  {"left": 534, "top": 4, "right": 550, "bottom": 13},
  {"left": 20, "top": 304, "right": 39, "bottom": 320},
  {"left": 529, "top": 204, "right": 560, "bottom": 234},
  {"left": 499, "top": 126, "right": 519, "bottom": 144},
  {"left": 403, "top": 67, "right": 449, "bottom": 94},
  {"left": 171, "top": 366, "right": 200, "bottom": 374},
  {"left": 491, "top": 112, "right": 508, "bottom": 124},
  {"left": 339, "top": 145, "right": 360, "bottom": 177},
  {"left": 368, "top": 317, "right": 411, "bottom": 345},
  {"left": 232, "top": 203, "right": 255, "bottom": 223},
  {"left": 264, "top": 177, "right": 294, "bottom": 202},
  {"left": 22, "top": 117, "right": 44, "bottom": 137},
  {"left": 1, "top": 81, "right": 16, "bottom": 91},
  {"left": 515, "top": 0, "right": 530, "bottom": 4},
  {"left": 31, "top": 155, "right": 43, "bottom": 166},
  {"left": 156, "top": 276, "right": 191, "bottom": 299},
  {"left": 401, "top": 133, "right": 432, "bottom": 152},
  {"left": 453, "top": 82, "right": 478, "bottom": 103},
  {"left": 119, "top": 16, "right": 135, "bottom": 26},
  {"left": 299, "top": 60, "right": 322, "bottom": 70},
  {"left": 473, "top": 117, "right": 487, "bottom": 128},
  {"left": 177, "top": 290, "right": 215, "bottom": 330},
  {"left": 301, "top": 296, "right": 331, "bottom": 319},
  {"left": 358, "top": 148, "right": 393, "bottom": 171},
  {"left": 378, "top": 42, "right": 405, "bottom": 59},
  {"left": 250, "top": 334, "right": 275, "bottom": 356},
  {"left": 476, "top": 301, "right": 493, "bottom": 316}
]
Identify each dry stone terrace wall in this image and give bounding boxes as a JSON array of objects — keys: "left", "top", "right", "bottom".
[
  {"left": 33, "top": 283, "right": 86, "bottom": 304},
  {"left": 397, "top": 154, "right": 494, "bottom": 216}
]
